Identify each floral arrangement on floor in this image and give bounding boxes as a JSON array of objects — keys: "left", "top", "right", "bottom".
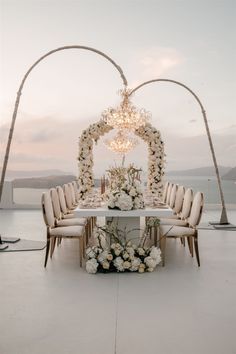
[
  {"left": 85, "top": 218, "right": 161, "bottom": 274},
  {"left": 106, "top": 164, "right": 145, "bottom": 211},
  {"left": 78, "top": 119, "right": 165, "bottom": 200}
]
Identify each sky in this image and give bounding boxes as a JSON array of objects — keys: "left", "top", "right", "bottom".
[{"left": 0, "top": 0, "right": 235, "bottom": 177}]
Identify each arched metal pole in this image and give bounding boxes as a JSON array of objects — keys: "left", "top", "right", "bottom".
[
  {"left": 0, "top": 45, "right": 128, "bottom": 202},
  {"left": 130, "top": 79, "right": 228, "bottom": 225}
]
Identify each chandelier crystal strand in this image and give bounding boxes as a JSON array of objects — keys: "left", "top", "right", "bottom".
[
  {"left": 102, "top": 88, "right": 151, "bottom": 131},
  {"left": 105, "top": 129, "right": 138, "bottom": 154}
]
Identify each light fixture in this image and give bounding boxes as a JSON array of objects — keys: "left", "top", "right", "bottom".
[
  {"left": 105, "top": 129, "right": 138, "bottom": 154},
  {"left": 102, "top": 88, "right": 151, "bottom": 131}
]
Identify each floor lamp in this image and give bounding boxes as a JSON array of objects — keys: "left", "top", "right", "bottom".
[
  {"left": 130, "top": 79, "right": 234, "bottom": 228},
  {"left": 0, "top": 45, "right": 128, "bottom": 247}
]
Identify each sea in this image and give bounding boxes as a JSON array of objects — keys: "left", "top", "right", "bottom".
[{"left": 13, "top": 176, "right": 236, "bottom": 206}]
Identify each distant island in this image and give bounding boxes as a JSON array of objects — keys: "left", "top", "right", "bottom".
[
  {"left": 222, "top": 167, "right": 236, "bottom": 181},
  {"left": 12, "top": 175, "right": 101, "bottom": 189},
  {"left": 166, "top": 166, "right": 232, "bottom": 177},
  {"left": 5, "top": 169, "right": 74, "bottom": 180},
  {"left": 12, "top": 175, "right": 77, "bottom": 189},
  {"left": 5, "top": 165, "right": 236, "bottom": 189}
]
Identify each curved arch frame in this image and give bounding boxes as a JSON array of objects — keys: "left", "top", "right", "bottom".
[
  {"left": 130, "top": 79, "right": 228, "bottom": 224},
  {"left": 0, "top": 45, "right": 128, "bottom": 201},
  {"left": 77, "top": 119, "right": 165, "bottom": 199}
]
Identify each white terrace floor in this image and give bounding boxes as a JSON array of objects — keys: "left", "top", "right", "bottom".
[{"left": 0, "top": 209, "right": 236, "bottom": 354}]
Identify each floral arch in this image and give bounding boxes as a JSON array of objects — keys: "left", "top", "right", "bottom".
[{"left": 78, "top": 120, "right": 165, "bottom": 199}]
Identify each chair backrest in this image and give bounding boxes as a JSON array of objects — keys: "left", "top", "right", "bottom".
[
  {"left": 166, "top": 183, "right": 173, "bottom": 205},
  {"left": 68, "top": 182, "right": 76, "bottom": 205},
  {"left": 169, "top": 184, "right": 178, "bottom": 209},
  {"left": 41, "top": 191, "right": 55, "bottom": 228},
  {"left": 56, "top": 185, "right": 68, "bottom": 215},
  {"left": 188, "top": 192, "right": 204, "bottom": 227},
  {"left": 174, "top": 185, "right": 185, "bottom": 214},
  {"left": 162, "top": 181, "right": 169, "bottom": 203},
  {"left": 72, "top": 181, "right": 80, "bottom": 203},
  {"left": 180, "top": 188, "right": 193, "bottom": 220},
  {"left": 63, "top": 183, "right": 74, "bottom": 210},
  {"left": 50, "top": 188, "right": 62, "bottom": 220}
]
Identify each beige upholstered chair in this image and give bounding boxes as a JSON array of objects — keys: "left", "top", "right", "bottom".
[
  {"left": 63, "top": 183, "right": 76, "bottom": 211},
  {"left": 41, "top": 191, "right": 85, "bottom": 267},
  {"left": 72, "top": 181, "right": 80, "bottom": 203},
  {"left": 165, "top": 183, "right": 173, "bottom": 206},
  {"left": 50, "top": 188, "right": 86, "bottom": 227},
  {"left": 56, "top": 186, "right": 75, "bottom": 219},
  {"left": 173, "top": 185, "right": 185, "bottom": 215},
  {"left": 68, "top": 182, "right": 78, "bottom": 207},
  {"left": 169, "top": 184, "right": 178, "bottom": 209},
  {"left": 56, "top": 186, "right": 91, "bottom": 242},
  {"left": 162, "top": 181, "right": 169, "bottom": 203},
  {"left": 161, "top": 187, "right": 193, "bottom": 222},
  {"left": 160, "top": 191, "right": 204, "bottom": 267}
]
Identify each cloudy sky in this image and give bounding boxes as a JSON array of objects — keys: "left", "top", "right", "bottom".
[{"left": 0, "top": 0, "right": 235, "bottom": 177}]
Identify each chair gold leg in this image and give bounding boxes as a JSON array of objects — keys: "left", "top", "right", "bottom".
[
  {"left": 44, "top": 239, "right": 50, "bottom": 268},
  {"left": 82, "top": 235, "right": 86, "bottom": 258},
  {"left": 50, "top": 237, "right": 56, "bottom": 258},
  {"left": 194, "top": 235, "right": 200, "bottom": 267},
  {"left": 79, "top": 237, "right": 83, "bottom": 267},
  {"left": 187, "top": 236, "right": 194, "bottom": 257}
]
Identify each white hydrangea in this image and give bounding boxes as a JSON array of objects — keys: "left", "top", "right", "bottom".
[
  {"left": 144, "top": 256, "right": 157, "bottom": 269},
  {"left": 130, "top": 257, "right": 141, "bottom": 271},
  {"left": 86, "top": 258, "right": 99, "bottom": 274},
  {"left": 150, "top": 247, "right": 162, "bottom": 263},
  {"left": 115, "top": 192, "right": 133, "bottom": 211},
  {"left": 113, "top": 257, "right": 124, "bottom": 272}
]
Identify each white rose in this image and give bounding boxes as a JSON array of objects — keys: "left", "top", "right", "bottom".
[
  {"left": 86, "top": 259, "right": 98, "bottom": 274},
  {"left": 107, "top": 254, "right": 113, "bottom": 261},
  {"left": 123, "top": 252, "right": 129, "bottom": 260},
  {"left": 147, "top": 267, "right": 154, "bottom": 272},
  {"left": 126, "top": 247, "right": 135, "bottom": 257},
  {"left": 138, "top": 265, "right": 145, "bottom": 273},
  {"left": 98, "top": 251, "right": 108, "bottom": 263},
  {"left": 114, "top": 249, "right": 121, "bottom": 256},
  {"left": 123, "top": 261, "right": 131, "bottom": 269},
  {"left": 102, "top": 260, "right": 110, "bottom": 270},
  {"left": 137, "top": 247, "right": 145, "bottom": 256}
]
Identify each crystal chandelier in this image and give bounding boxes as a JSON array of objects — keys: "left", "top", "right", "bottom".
[
  {"left": 102, "top": 88, "right": 151, "bottom": 131},
  {"left": 105, "top": 130, "right": 138, "bottom": 154}
]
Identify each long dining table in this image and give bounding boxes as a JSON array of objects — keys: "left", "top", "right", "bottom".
[{"left": 74, "top": 204, "right": 173, "bottom": 244}]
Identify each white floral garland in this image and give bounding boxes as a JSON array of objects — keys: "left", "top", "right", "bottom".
[
  {"left": 135, "top": 123, "right": 165, "bottom": 198},
  {"left": 78, "top": 120, "right": 112, "bottom": 199},
  {"left": 78, "top": 120, "right": 165, "bottom": 199}
]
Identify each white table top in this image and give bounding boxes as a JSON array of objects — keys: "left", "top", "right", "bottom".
[{"left": 74, "top": 205, "right": 173, "bottom": 217}]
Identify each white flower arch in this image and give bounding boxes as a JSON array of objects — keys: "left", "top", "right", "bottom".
[{"left": 78, "top": 120, "right": 165, "bottom": 199}]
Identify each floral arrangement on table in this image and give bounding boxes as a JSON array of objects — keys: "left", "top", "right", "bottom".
[
  {"left": 106, "top": 164, "right": 145, "bottom": 211},
  {"left": 78, "top": 119, "right": 165, "bottom": 199},
  {"left": 85, "top": 218, "right": 161, "bottom": 274}
]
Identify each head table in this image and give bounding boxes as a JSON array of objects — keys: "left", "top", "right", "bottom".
[{"left": 74, "top": 204, "right": 173, "bottom": 244}]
